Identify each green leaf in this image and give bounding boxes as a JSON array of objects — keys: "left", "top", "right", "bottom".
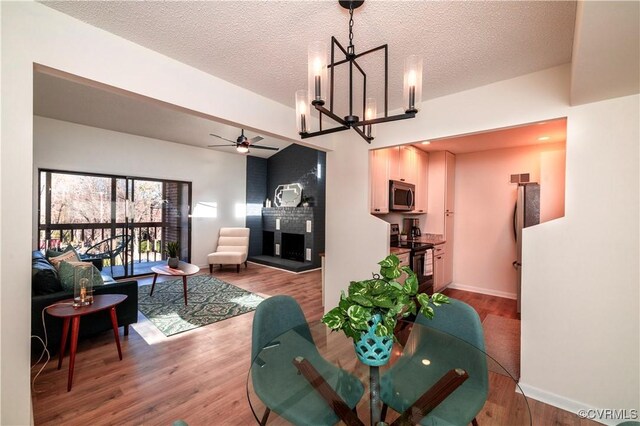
[
  {"left": 370, "top": 279, "right": 388, "bottom": 295},
  {"left": 415, "top": 293, "right": 430, "bottom": 308},
  {"left": 380, "top": 266, "right": 402, "bottom": 280},
  {"left": 372, "top": 294, "right": 395, "bottom": 309},
  {"left": 348, "top": 280, "right": 365, "bottom": 297},
  {"left": 375, "top": 323, "right": 392, "bottom": 338},
  {"left": 343, "top": 322, "right": 361, "bottom": 341},
  {"left": 407, "top": 300, "right": 417, "bottom": 316},
  {"left": 350, "top": 294, "right": 374, "bottom": 307},
  {"left": 431, "top": 292, "right": 450, "bottom": 306},
  {"left": 419, "top": 305, "right": 435, "bottom": 320},
  {"left": 378, "top": 254, "right": 399, "bottom": 268},
  {"left": 338, "top": 296, "right": 350, "bottom": 314},
  {"left": 321, "top": 307, "right": 345, "bottom": 330},
  {"left": 389, "top": 281, "right": 403, "bottom": 291},
  {"left": 347, "top": 305, "right": 369, "bottom": 324},
  {"left": 403, "top": 275, "right": 418, "bottom": 295}
]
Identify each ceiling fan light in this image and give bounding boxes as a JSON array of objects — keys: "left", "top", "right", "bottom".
[
  {"left": 236, "top": 145, "right": 249, "bottom": 154},
  {"left": 307, "top": 41, "right": 327, "bottom": 104},
  {"left": 403, "top": 55, "right": 423, "bottom": 113}
]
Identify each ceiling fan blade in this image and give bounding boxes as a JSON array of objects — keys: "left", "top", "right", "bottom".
[
  {"left": 207, "top": 144, "right": 236, "bottom": 148},
  {"left": 248, "top": 136, "right": 264, "bottom": 144},
  {"left": 209, "top": 133, "right": 236, "bottom": 144},
  {"left": 250, "top": 145, "right": 279, "bottom": 151}
]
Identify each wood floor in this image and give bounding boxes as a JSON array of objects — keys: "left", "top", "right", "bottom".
[{"left": 31, "top": 263, "right": 597, "bottom": 425}]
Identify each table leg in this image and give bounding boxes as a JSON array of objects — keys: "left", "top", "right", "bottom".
[
  {"left": 109, "top": 307, "right": 123, "bottom": 360},
  {"left": 57, "top": 317, "right": 70, "bottom": 370},
  {"left": 370, "top": 366, "right": 381, "bottom": 426},
  {"left": 182, "top": 276, "right": 188, "bottom": 305},
  {"left": 150, "top": 273, "right": 159, "bottom": 296},
  {"left": 67, "top": 316, "right": 81, "bottom": 392}
]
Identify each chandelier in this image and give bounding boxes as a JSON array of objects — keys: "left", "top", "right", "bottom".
[{"left": 295, "top": 0, "right": 423, "bottom": 143}]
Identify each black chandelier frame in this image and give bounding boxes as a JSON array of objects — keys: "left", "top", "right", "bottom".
[{"left": 299, "top": 0, "right": 417, "bottom": 144}]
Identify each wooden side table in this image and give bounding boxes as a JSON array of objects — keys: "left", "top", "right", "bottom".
[
  {"left": 150, "top": 262, "right": 200, "bottom": 305},
  {"left": 46, "top": 294, "right": 127, "bottom": 391}
]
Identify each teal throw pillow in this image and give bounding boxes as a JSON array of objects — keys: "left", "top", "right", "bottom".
[{"left": 58, "top": 261, "right": 104, "bottom": 292}]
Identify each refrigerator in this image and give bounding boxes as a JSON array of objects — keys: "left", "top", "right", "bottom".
[{"left": 513, "top": 182, "right": 540, "bottom": 313}]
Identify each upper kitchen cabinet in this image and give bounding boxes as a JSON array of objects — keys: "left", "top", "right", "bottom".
[
  {"left": 370, "top": 146, "right": 428, "bottom": 215},
  {"left": 370, "top": 148, "right": 390, "bottom": 214},
  {"left": 389, "top": 146, "right": 417, "bottom": 184}
]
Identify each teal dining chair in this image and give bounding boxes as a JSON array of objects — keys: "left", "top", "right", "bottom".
[
  {"left": 250, "top": 295, "right": 364, "bottom": 426},
  {"left": 381, "top": 298, "right": 489, "bottom": 425}
]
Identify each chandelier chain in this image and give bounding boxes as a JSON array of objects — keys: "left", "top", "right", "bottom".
[{"left": 348, "top": 2, "right": 354, "bottom": 48}]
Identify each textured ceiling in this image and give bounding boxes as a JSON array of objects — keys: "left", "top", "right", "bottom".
[{"left": 41, "top": 0, "right": 577, "bottom": 114}]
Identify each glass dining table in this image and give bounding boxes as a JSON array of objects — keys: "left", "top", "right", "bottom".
[{"left": 247, "top": 320, "right": 531, "bottom": 426}]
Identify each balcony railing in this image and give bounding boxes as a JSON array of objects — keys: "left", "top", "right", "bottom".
[{"left": 39, "top": 222, "right": 170, "bottom": 277}]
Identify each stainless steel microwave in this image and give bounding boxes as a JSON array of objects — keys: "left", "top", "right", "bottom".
[{"left": 389, "top": 180, "right": 415, "bottom": 211}]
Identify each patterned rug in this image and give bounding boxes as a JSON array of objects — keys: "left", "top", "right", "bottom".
[{"left": 138, "top": 275, "right": 264, "bottom": 337}]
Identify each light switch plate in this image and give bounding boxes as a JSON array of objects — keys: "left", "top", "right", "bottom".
[
  {"left": 306, "top": 248, "right": 312, "bottom": 261},
  {"left": 276, "top": 218, "right": 280, "bottom": 230},
  {"left": 275, "top": 244, "right": 280, "bottom": 255},
  {"left": 306, "top": 220, "right": 312, "bottom": 233}
]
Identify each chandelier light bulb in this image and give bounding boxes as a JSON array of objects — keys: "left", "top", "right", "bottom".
[
  {"left": 404, "top": 55, "right": 423, "bottom": 114},
  {"left": 308, "top": 41, "right": 327, "bottom": 104},
  {"left": 295, "top": 89, "right": 310, "bottom": 134}
]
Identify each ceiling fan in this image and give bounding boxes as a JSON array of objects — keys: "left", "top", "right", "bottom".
[{"left": 208, "top": 129, "right": 279, "bottom": 154}]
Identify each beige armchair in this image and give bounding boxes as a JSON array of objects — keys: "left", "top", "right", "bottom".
[{"left": 207, "top": 227, "right": 250, "bottom": 273}]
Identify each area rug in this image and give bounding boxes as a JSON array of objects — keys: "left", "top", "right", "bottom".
[
  {"left": 482, "top": 314, "right": 521, "bottom": 379},
  {"left": 138, "top": 275, "right": 264, "bottom": 337}
]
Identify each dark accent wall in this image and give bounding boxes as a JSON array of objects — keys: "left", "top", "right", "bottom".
[
  {"left": 245, "top": 156, "right": 268, "bottom": 257},
  {"left": 245, "top": 144, "right": 326, "bottom": 267}
]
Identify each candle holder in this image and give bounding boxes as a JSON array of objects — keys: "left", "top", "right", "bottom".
[{"left": 73, "top": 263, "right": 94, "bottom": 308}]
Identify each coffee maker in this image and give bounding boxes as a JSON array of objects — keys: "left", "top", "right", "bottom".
[{"left": 403, "top": 218, "right": 421, "bottom": 238}]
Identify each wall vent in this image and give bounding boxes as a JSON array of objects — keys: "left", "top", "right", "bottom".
[{"left": 510, "top": 173, "right": 531, "bottom": 184}]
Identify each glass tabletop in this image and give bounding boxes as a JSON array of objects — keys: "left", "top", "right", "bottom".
[{"left": 247, "top": 320, "right": 531, "bottom": 426}]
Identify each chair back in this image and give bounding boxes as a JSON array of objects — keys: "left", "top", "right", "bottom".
[
  {"left": 216, "top": 227, "right": 249, "bottom": 254},
  {"left": 415, "top": 298, "right": 485, "bottom": 351},
  {"left": 251, "top": 295, "right": 312, "bottom": 363}
]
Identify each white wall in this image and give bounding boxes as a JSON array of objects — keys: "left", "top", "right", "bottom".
[
  {"left": 452, "top": 142, "right": 566, "bottom": 298},
  {"left": 520, "top": 94, "right": 639, "bottom": 421},
  {"left": 33, "top": 117, "right": 246, "bottom": 267}
]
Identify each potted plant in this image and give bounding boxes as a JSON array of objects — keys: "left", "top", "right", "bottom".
[
  {"left": 165, "top": 241, "right": 180, "bottom": 268},
  {"left": 301, "top": 195, "right": 313, "bottom": 207},
  {"left": 322, "top": 254, "right": 449, "bottom": 366}
]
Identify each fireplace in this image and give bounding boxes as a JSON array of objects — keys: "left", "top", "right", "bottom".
[
  {"left": 263, "top": 231, "right": 274, "bottom": 256},
  {"left": 281, "top": 233, "right": 305, "bottom": 262}
]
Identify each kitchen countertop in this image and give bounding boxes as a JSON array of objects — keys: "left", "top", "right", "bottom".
[{"left": 390, "top": 246, "right": 411, "bottom": 256}]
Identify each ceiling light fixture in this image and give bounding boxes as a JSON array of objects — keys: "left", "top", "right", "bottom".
[
  {"left": 538, "top": 136, "right": 550, "bottom": 141},
  {"left": 421, "top": 141, "right": 431, "bottom": 145},
  {"left": 295, "top": 0, "right": 422, "bottom": 143}
]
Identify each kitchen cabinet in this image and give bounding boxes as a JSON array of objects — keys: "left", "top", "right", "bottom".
[
  {"left": 388, "top": 146, "right": 417, "bottom": 184},
  {"left": 433, "top": 247, "right": 445, "bottom": 292},
  {"left": 413, "top": 149, "right": 428, "bottom": 213},
  {"left": 370, "top": 145, "right": 428, "bottom": 214},
  {"left": 370, "top": 149, "right": 390, "bottom": 214},
  {"left": 426, "top": 151, "right": 455, "bottom": 288}
]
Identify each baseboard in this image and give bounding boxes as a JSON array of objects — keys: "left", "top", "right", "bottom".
[
  {"left": 447, "top": 282, "right": 517, "bottom": 300},
  {"left": 518, "top": 382, "right": 621, "bottom": 425}
]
